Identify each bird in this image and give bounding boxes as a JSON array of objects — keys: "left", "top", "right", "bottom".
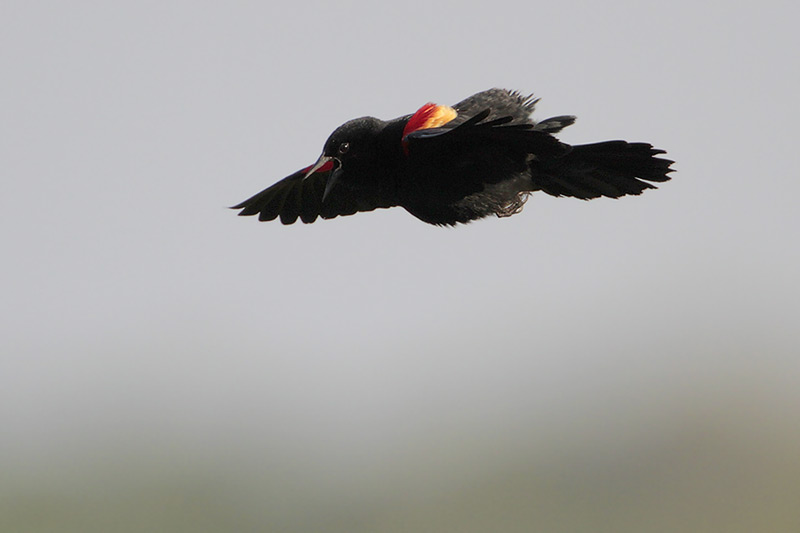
[{"left": 232, "top": 88, "right": 673, "bottom": 226}]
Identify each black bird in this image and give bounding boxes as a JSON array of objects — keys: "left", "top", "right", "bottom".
[{"left": 232, "top": 88, "right": 673, "bottom": 226}]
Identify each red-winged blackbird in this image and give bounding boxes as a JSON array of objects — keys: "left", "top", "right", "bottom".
[{"left": 232, "top": 88, "right": 673, "bottom": 226}]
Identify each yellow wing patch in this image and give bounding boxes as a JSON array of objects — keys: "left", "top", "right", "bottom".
[
  {"left": 403, "top": 103, "right": 458, "bottom": 138},
  {"left": 422, "top": 104, "right": 458, "bottom": 129}
]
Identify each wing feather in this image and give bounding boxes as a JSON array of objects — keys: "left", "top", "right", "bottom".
[{"left": 232, "top": 168, "right": 394, "bottom": 225}]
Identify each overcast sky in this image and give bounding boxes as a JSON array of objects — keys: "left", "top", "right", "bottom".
[{"left": 2, "top": 2, "right": 799, "bottom": 531}]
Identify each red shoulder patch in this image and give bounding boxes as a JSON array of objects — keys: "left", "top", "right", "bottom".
[{"left": 402, "top": 103, "right": 458, "bottom": 139}]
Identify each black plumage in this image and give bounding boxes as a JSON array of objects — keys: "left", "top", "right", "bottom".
[{"left": 232, "top": 89, "right": 673, "bottom": 226}]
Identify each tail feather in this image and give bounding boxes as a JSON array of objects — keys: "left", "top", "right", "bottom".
[{"left": 533, "top": 141, "right": 674, "bottom": 199}]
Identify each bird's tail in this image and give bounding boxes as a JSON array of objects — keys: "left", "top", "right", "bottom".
[{"left": 533, "top": 141, "right": 674, "bottom": 199}]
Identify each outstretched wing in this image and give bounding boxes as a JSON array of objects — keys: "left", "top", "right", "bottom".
[{"left": 231, "top": 168, "right": 394, "bottom": 225}]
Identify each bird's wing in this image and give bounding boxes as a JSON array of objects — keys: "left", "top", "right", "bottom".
[
  {"left": 451, "top": 88, "right": 539, "bottom": 124},
  {"left": 407, "top": 109, "right": 569, "bottom": 157},
  {"left": 404, "top": 109, "right": 570, "bottom": 193},
  {"left": 397, "top": 110, "right": 572, "bottom": 224},
  {"left": 231, "top": 167, "right": 393, "bottom": 225},
  {"left": 451, "top": 89, "right": 576, "bottom": 133}
]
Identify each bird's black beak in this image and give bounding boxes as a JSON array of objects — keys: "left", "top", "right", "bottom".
[
  {"left": 303, "top": 153, "right": 341, "bottom": 202},
  {"left": 303, "top": 154, "right": 334, "bottom": 180},
  {"left": 322, "top": 165, "right": 343, "bottom": 202}
]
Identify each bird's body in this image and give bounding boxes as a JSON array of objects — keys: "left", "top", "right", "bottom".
[{"left": 233, "top": 89, "right": 673, "bottom": 226}]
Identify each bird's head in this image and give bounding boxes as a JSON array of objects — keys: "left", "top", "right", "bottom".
[{"left": 303, "top": 117, "right": 385, "bottom": 201}]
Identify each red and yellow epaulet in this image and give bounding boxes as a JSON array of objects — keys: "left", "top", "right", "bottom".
[{"left": 402, "top": 103, "right": 458, "bottom": 139}]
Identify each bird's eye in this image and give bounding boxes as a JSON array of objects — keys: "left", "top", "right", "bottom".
[{"left": 338, "top": 142, "right": 350, "bottom": 155}]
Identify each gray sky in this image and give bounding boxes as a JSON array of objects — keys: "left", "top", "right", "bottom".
[{"left": 2, "top": 2, "right": 799, "bottom": 531}]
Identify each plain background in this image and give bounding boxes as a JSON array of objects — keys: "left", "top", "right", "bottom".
[{"left": 3, "top": 1, "right": 799, "bottom": 531}]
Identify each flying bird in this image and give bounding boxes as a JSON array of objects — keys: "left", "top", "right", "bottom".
[{"left": 232, "top": 88, "right": 673, "bottom": 226}]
